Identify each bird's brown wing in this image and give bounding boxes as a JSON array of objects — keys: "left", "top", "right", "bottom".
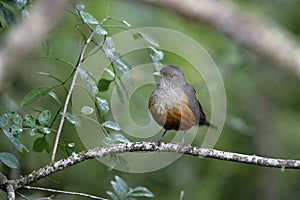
[{"left": 183, "top": 84, "right": 209, "bottom": 126}]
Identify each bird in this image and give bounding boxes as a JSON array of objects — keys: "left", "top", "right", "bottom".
[{"left": 148, "top": 65, "right": 215, "bottom": 144}]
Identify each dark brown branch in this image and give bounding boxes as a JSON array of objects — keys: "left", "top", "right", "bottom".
[
  {"left": 1, "top": 142, "right": 299, "bottom": 192},
  {"left": 139, "top": 0, "right": 300, "bottom": 78}
]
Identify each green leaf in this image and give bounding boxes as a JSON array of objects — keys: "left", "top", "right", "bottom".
[
  {"left": 112, "top": 176, "right": 128, "bottom": 198},
  {"left": 29, "top": 128, "right": 36, "bottom": 136},
  {"left": 98, "top": 78, "right": 112, "bottom": 92},
  {"left": 0, "top": 114, "right": 8, "bottom": 127},
  {"left": 38, "top": 110, "right": 51, "bottom": 126},
  {"left": 111, "top": 133, "right": 130, "bottom": 143},
  {"left": 118, "top": 155, "right": 129, "bottom": 172},
  {"left": 114, "top": 57, "right": 130, "bottom": 74},
  {"left": 67, "top": 143, "right": 75, "bottom": 148},
  {"left": 96, "top": 97, "right": 109, "bottom": 114},
  {"left": 79, "top": 68, "right": 99, "bottom": 95},
  {"left": 96, "top": 25, "right": 108, "bottom": 35},
  {"left": 32, "top": 137, "right": 44, "bottom": 152},
  {"left": 108, "top": 154, "right": 117, "bottom": 171},
  {"left": 21, "top": 86, "right": 51, "bottom": 107},
  {"left": 102, "top": 134, "right": 129, "bottom": 146},
  {"left": 22, "top": 9, "right": 30, "bottom": 19},
  {"left": 48, "top": 91, "right": 62, "bottom": 105},
  {"left": 102, "top": 137, "right": 115, "bottom": 145},
  {"left": 80, "top": 106, "right": 94, "bottom": 115},
  {"left": 128, "top": 187, "right": 154, "bottom": 197},
  {"left": 41, "top": 127, "right": 51, "bottom": 134},
  {"left": 63, "top": 112, "right": 81, "bottom": 126},
  {"left": 0, "top": 152, "right": 19, "bottom": 169},
  {"left": 102, "top": 121, "right": 120, "bottom": 131},
  {"left": 106, "top": 191, "right": 118, "bottom": 200},
  {"left": 33, "top": 136, "right": 51, "bottom": 153},
  {"left": 115, "top": 81, "right": 124, "bottom": 103},
  {"left": 2, "top": 0, "right": 27, "bottom": 9},
  {"left": 103, "top": 37, "right": 115, "bottom": 58},
  {"left": 9, "top": 124, "right": 22, "bottom": 135},
  {"left": 76, "top": 3, "right": 85, "bottom": 12},
  {"left": 2, "top": 129, "right": 28, "bottom": 152},
  {"left": 36, "top": 72, "right": 62, "bottom": 83},
  {"left": 25, "top": 114, "right": 35, "bottom": 127},
  {"left": 59, "top": 139, "right": 72, "bottom": 156},
  {"left": 2, "top": 7, "right": 16, "bottom": 24},
  {"left": 8, "top": 111, "right": 22, "bottom": 127},
  {"left": 79, "top": 11, "right": 98, "bottom": 24}
]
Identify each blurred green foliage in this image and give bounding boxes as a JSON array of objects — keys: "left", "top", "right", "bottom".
[{"left": 1, "top": 0, "right": 300, "bottom": 199}]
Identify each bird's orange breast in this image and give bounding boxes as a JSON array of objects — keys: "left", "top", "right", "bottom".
[{"left": 149, "top": 94, "right": 196, "bottom": 131}]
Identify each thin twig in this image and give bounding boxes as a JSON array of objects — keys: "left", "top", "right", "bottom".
[
  {"left": 23, "top": 186, "right": 107, "bottom": 200},
  {"left": 179, "top": 190, "right": 184, "bottom": 200},
  {"left": 50, "top": 29, "right": 97, "bottom": 163},
  {"left": 50, "top": 16, "right": 111, "bottom": 163},
  {"left": 106, "top": 0, "right": 110, "bottom": 16},
  {"left": 15, "top": 191, "right": 30, "bottom": 200}
]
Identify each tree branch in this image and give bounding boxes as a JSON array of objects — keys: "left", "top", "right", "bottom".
[
  {"left": 23, "top": 186, "right": 107, "bottom": 200},
  {"left": 1, "top": 142, "right": 298, "bottom": 192},
  {"left": 138, "top": 0, "right": 300, "bottom": 78},
  {"left": 6, "top": 184, "right": 15, "bottom": 200}
]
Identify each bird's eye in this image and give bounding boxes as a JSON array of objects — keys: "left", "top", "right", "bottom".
[{"left": 169, "top": 74, "right": 173, "bottom": 78}]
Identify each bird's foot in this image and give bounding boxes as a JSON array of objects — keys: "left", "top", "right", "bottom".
[
  {"left": 150, "top": 138, "right": 162, "bottom": 146},
  {"left": 175, "top": 131, "right": 186, "bottom": 152},
  {"left": 151, "top": 130, "right": 167, "bottom": 145}
]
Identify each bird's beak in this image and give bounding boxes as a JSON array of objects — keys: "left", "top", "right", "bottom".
[{"left": 153, "top": 71, "right": 163, "bottom": 77}]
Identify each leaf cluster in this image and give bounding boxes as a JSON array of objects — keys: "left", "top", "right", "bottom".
[
  {"left": 0, "top": 110, "right": 53, "bottom": 168},
  {"left": 0, "top": 0, "right": 30, "bottom": 27},
  {"left": 107, "top": 176, "right": 154, "bottom": 200}
]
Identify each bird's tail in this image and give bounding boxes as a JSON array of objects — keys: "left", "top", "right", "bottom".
[{"left": 206, "top": 121, "right": 218, "bottom": 129}]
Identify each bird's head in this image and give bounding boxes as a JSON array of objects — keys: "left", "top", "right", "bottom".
[{"left": 153, "top": 65, "right": 186, "bottom": 88}]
